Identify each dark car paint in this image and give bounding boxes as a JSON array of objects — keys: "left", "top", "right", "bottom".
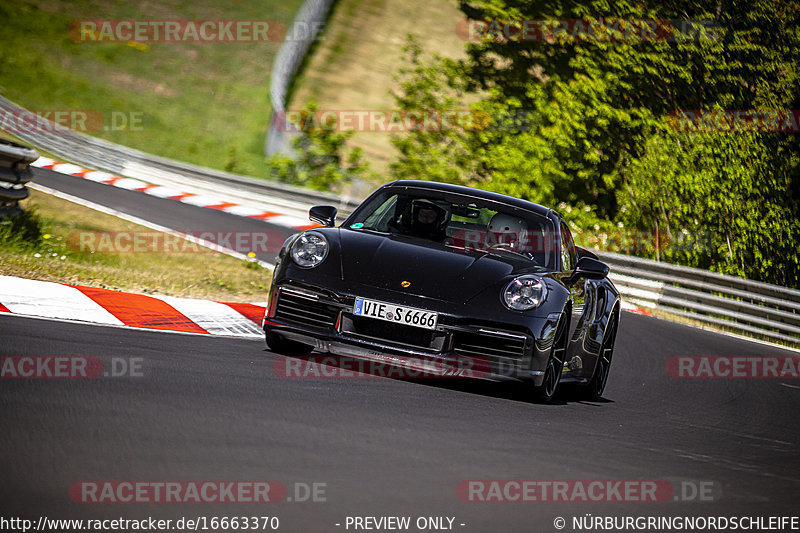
[
  {"left": 338, "top": 229, "right": 547, "bottom": 303},
  {"left": 264, "top": 180, "right": 620, "bottom": 386}
]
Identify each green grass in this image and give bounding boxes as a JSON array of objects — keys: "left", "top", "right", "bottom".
[
  {"left": 0, "top": 0, "right": 303, "bottom": 177},
  {"left": 0, "top": 189, "right": 271, "bottom": 302}
]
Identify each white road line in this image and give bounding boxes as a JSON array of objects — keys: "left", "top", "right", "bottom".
[{"left": 28, "top": 183, "right": 274, "bottom": 269}]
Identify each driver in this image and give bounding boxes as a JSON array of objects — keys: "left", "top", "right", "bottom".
[{"left": 408, "top": 199, "right": 449, "bottom": 241}]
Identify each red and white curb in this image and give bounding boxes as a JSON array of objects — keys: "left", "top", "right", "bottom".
[
  {"left": 31, "top": 157, "right": 319, "bottom": 232},
  {"left": 0, "top": 275, "right": 266, "bottom": 338},
  {"left": 620, "top": 300, "right": 653, "bottom": 316}
]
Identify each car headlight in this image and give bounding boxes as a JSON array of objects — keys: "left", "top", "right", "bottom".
[
  {"left": 291, "top": 232, "right": 329, "bottom": 268},
  {"left": 503, "top": 275, "right": 547, "bottom": 311}
]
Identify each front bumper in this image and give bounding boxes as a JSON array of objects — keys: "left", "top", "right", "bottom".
[{"left": 264, "top": 279, "right": 558, "bottom": 384}]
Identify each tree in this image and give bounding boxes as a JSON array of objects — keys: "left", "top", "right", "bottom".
[
  {"left": 390, "top": 0, "right": 800, "bottom": 286},
  {"left": 270, "top": 102, "right": 370, "bottom": 192}
]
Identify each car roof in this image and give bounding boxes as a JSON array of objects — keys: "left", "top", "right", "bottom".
[{"left": 382, "top": 180, "right": 554, "bottom": 219}]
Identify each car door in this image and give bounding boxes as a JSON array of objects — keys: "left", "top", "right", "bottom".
[{"left": 560, "top": 221, "right": 587, "bottom": 363}]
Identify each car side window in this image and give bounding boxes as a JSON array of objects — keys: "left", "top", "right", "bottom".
[
  {"left": 362, "top": 195, "right": 397, "bottom": 231},
  {"left": 560, "top": 222, "right": 576, "bottom": 271}
]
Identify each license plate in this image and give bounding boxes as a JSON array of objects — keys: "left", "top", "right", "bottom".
[{"left": 353, "top": 297, "right": 438, "bottom": 330}]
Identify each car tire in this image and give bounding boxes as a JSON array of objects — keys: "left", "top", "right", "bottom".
[
  {"left": 582, "top": 311, "right": 618, "bottom": 401},
  {"left": 521, "top": 312, "right": 568, "bottom": 404},
  {"left": 265, "top": 329, "right": 314, "bottom": 356}
]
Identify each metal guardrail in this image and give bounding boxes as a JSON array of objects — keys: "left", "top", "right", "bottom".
[
  {"left": 0, "top": 139, "right": 38, "bottom": 217},
  {"left": 599, "top": 251, "right": 800, "bottom": 346},
  {"left": 265, "top": 0, "right": 335, "bottom": 156},
  {"left": 0, "top": 95, "right": 361, "bottom": 215}
]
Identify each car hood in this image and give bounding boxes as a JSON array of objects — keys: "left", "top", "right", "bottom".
[{"left": 336, "top": 228, "right": 536, "bottom": 303}]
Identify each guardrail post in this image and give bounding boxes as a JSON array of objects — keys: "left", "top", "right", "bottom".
[{"left": 0, "top": 139, "right": 39, "bottom": 217}]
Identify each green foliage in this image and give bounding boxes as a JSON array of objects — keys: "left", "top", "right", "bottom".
[
  {"left": 390, "top": 37, "right": 481, "bottom": 187},
  {"left": 269, "top": 102, "right": 370, "bottom": 192},
  {"left": 619, "top": 129, "right": 800, "bottom": 286},
  {"left": 390, "top": 0, "right": 800, "bottom": 287}
]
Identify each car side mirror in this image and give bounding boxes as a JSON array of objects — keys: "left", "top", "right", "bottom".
[
  {"left": 309, "top": 205, "right": 337, "bottom": 227},
  {"left": 576, "top": 246, "right": 598, "bottom": 260},
  {"left": 571, "top": 256, "right": 609, "bottom": 282}
]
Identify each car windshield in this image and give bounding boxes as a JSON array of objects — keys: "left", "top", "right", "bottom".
[{"left": 345, "top": 187, "right": 556, "bottom": 269}]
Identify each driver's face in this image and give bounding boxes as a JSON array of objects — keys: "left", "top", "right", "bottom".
[{"left": 417, "top": 208, "right": 437, "bottom": 224}]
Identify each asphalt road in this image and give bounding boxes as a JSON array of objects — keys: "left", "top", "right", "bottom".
[
  {"left": 31, "top": 167, "right": 298, "bottom": 262},
  {"left": 2, "top": 312, "right": 799, "bottom": 532}
]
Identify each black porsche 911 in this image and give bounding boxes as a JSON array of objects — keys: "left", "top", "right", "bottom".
[{"left": 263, "top": 180, "right": 620, "bottom": 402}]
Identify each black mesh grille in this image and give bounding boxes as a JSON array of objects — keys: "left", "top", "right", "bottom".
[
  {"left": 274, "top": 288, "right": 339, "bottom": 330},
  {"left": 452, "top": 330, "right": 527, "bottom": 363}
]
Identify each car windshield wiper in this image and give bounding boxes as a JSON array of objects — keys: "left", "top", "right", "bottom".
[{"left": 472, "top": 243, "right": 540, "bottom": 263}]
